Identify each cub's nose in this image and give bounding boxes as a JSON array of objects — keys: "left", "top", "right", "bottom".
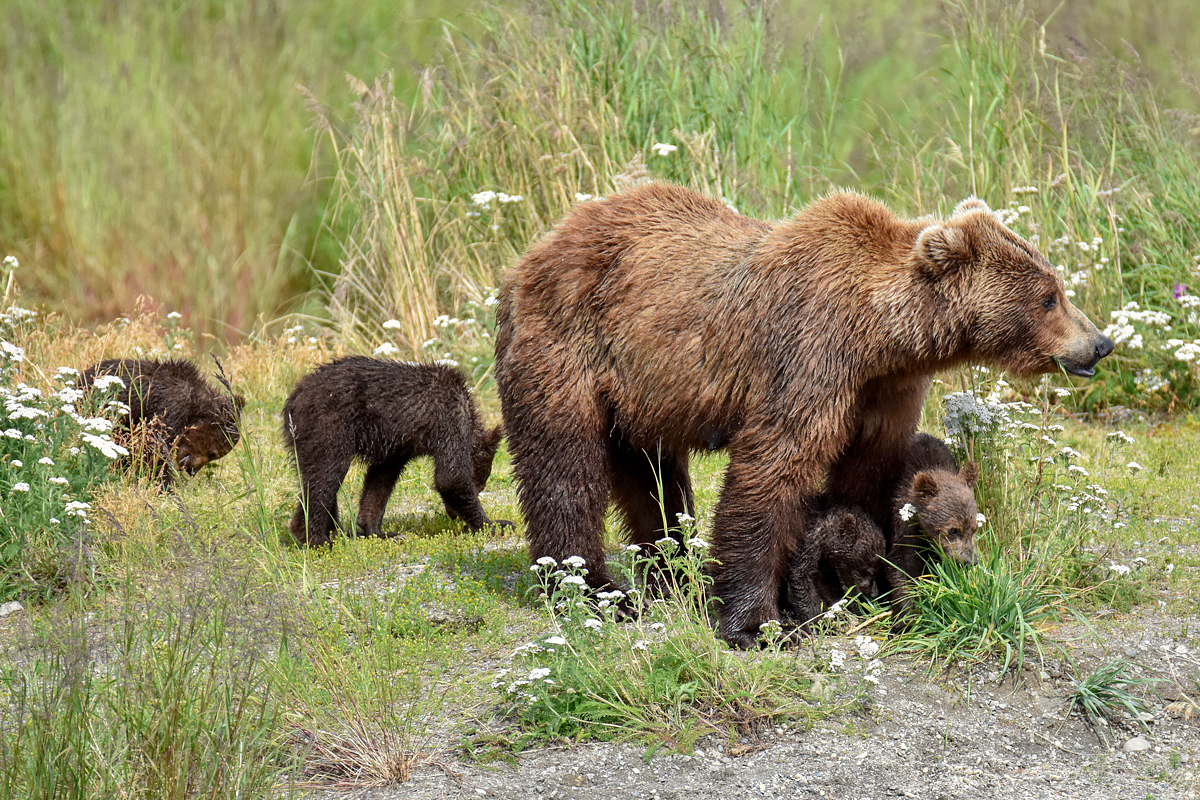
[{"left": 1095, "top": 335, "right": 1115, "bottom": 361}]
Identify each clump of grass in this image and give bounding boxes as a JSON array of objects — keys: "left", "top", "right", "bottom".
[
  {"left": 498, "top": 534, "right": 842, "bottom": 752},
  {"left": 1063, "top": 658, "right": 1158, "bottom": 745},
  {"left": 889, "top": 540, "right": 1063, "bottom": 674},
  {"left": 0, "top": 572, "right": 295, "bottom": 799}
]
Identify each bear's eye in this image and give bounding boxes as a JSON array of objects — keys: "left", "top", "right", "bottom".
[
  {"left": 947, "top": 527, "right": 962, "bottom": 540},
  {"left": 1042, "top": 293, "right": 1058, "bottom": 311}
]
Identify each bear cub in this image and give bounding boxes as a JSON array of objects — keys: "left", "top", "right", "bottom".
[
  {"left": 80, "top": 358, "right": 245, "bottom": 485},
  {"left": 785, "top": 505, "right": 886, "bottom": 627},
  {"left": 282, "top": 356, "right": 511, "bottom": 547},
  {"left": 884, "top": 433, "right": 980, "bottom": 625}
]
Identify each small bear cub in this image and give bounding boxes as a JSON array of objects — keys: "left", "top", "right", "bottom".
[
  {"left": 785, "top": 505, "right": 887, "bottom": 626},
  {"left": 884, "top": 433, "right": 980, "bottom": 625},
  {"left": 80, "top": 358, "right": 244, "bottom": 485},
  {"left": 283, "top": 356, "right": 511, "bottom": 547}
]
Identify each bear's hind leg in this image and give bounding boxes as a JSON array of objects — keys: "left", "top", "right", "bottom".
[
  {"left": 356, "top": 455, "right": 409, "bottom": 538},
  {"left": 290, "top": 458, "right": 351, "bottom": 547}
]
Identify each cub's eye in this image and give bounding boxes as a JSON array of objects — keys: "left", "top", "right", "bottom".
[
  {"left": 947, "top": 527, "right": 962, "bottom": 540},
  {"left": 1042, "top": 293, "right": 1058, "bottom": 311}
]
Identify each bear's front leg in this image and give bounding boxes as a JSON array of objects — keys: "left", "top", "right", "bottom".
[{"left": 711, "top": 454, "right": 813, "bottom": 649}]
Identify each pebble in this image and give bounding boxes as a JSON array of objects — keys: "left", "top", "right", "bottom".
[
  {"left": 1122, "top": 735, "right": 1152, "bottom": 752},
  {"left": 0, "top": 601, "right": 22, "bottom": 617}
]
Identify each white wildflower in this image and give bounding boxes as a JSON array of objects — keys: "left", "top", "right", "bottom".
[
  {"left": 898, "top": 503, "right": 917, "bottom": 522},
  {"left": 1068, "top": 464, "right": 1089, "bottom": 476},
  {"left": 1108, "top": 562, "right": 1132, "bottom": 576},
  {"left": 38, "top": 457, "right": 54, "bottom": 466},
  {"left": 1, "top": 340, "right": 24, "bottom": 362},
  {"left": 535, "top": 556, "right": 557, "bottom": 567},
  {"left": 574, "top": 192, "right": 595, "bottom": 202},
  {"left": 10, "top": 460, "right": 22, "bottom": 468},
  {"left": 561, "top": 575, "right": 587, "bottom": 587},
  {"left": 651, "top": 142, "right": 678, "bottom": 156},
  {"left": 48, "top": 476, "right": 68, "bottom": 485},
  {"left": 976, "top": 512, "right": 987, "bottom": 526},
  {"left": 562, "top": 555, "right": 587, "bottom": 569},
  {"left": 372, "top": 343, "right": 400, "bottom": 357},
  {"left": 855, "top": 635, "right": 880, "bottom": 659},
  {"left": 11, "top": 482, "right": 29, "bottom": 492},
  {"left": 382, "top": 319, "right": 402, "bottom": 330},
  {"left": 3, "top": 256, "right": 17, "bottom": 269},
  {"left": 687, "top": 536, "right": 709, "bottom": 549},
  {"left": 528, "top": 667, "right": 552, "bottom": 680},
  {"left": 81, "top": 432, "right": 129, "bottom": 459},
  {"left": 91, "top": 374, "right": 125, "bottom": 391},
  {"left": 1127, "top": 461, "right": 1143, "bottom": 472},
  {"left": 583, "top": 618, "right": 602, "bottom": 630},
  {"left": 829, "top": 648, "right": 846, "bottom": 670}
]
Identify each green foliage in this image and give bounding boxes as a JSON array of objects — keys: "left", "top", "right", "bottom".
[
  {"left": 501, "top": 537, "right": 838, "bottom": 750},
  {"left": 0, "top": 308, "right": 123, "bottom": 601},
  {"left": 1063, "top": 659, "right": 1159, "bottom": 744},
  {"left": 0, "top": 579, "right": 293, "bottom": 799},
  {"left": 890, "top": 539, "right": 1063, "bottom": 673}
]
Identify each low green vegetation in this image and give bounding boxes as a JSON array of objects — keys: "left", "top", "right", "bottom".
[{"left": 2, "top": 0, "right": 1200, "bottom": 796}]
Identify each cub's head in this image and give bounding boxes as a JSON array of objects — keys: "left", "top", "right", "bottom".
[
  {"left": 915, "top": 198, "right": 1114, "bottom": 377},
  {"left": 906, "top": 460, "right": 980, "bottom": 566},
  {"left": 826, "top": 509, "right": 887, "bottom": 600},
  {"left": 174, "top": 394, "right": 245, "bottom": 474},
  {"left": 471, "top": 424, "right": 504, "bottom": 492}
]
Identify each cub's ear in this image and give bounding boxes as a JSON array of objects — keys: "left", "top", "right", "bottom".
[
  {"left": 915, "top": 222, "right": 972, "bottom": 277},
  {"left": 959, "top": 461, "right": 980, "bottom": 488},
  {"left": 953, "top": 197, "right": 992, "bottom": 217},
  {"left": 233, "top": 394, "right": 247, "bottom": 411},
  {"left": 912, "top": 471, "right": 939, "bottom": 501},
  {"left": 835, "top": 511, "right": 859, "bottom": 536}
]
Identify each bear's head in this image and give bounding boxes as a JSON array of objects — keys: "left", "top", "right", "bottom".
[
  {"left": 471, "top": 424, "right": 504, "bottom": 492},
  {"left": 174, "top": 394, "right": 245, "bottom": 474},
  {"left": 915, "top": 198, "right": 1114, "bottom": 378},
  {"left": 827, "top": 509, "right": 887, "bottom": 600},
  {"left": 906, "top": 460, "right": 980, "bottom": 566}
]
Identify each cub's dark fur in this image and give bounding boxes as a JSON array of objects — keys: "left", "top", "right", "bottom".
[
  {"left": 282, "top": 356, "right": 509, "bottom": 546},
  {"left": 80, "top": 358, "right": 244, "bottom": 485},
  {"left": 785, "top": 505, "right": 886, "bottom": 626}
]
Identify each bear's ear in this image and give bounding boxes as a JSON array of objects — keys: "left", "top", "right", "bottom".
[
  {"left": 959, "top": 460, "right": 980, "bottom": 488},
  {"left": 915, "top": 222, "right": 972, "bottom": 277},
  {"left": 912, "top": 471, "right": 939, "bottom": 501},
  {"left": 233, "top": 394, "right": 247, "bottom": 411},
  {"left": 952, "top": 197, "right": 992, "bottom": 217}
]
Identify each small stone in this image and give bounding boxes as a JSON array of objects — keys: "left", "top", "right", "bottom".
[
  {"left": 0, "top": 601, "right": 22, "bottom": 617},
  {"left": 1123, "top": 736, "right": 1152, "bottom": 752}
]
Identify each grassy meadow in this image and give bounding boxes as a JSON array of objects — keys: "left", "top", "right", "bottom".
[{"left": 3, "top": 0, "right": 1200, "bottom": 796}]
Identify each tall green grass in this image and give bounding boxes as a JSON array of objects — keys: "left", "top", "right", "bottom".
[
  {"left": 0, "top": 0, "right": 476, "bottom": 337},
  {"left": 311, "top": 0, "right": 1200, "bottom": 410}
]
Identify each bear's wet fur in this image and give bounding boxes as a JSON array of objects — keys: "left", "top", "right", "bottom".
[
  {"left": 80, "top": 358, "right": 244, "bottom": 485},
  {"left": 282, "top": 356, "right": 509, "bottom": 547},
  {"left": 883, "top": 433, "right": 980, "bottom": 626},
  {"left": 784, "top": 505, "right": 886, "bottom": 626},
  {"left": 494, "top": 182, "right": 1113, "bottom": 648}
]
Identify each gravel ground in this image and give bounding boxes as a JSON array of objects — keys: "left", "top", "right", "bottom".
[{"left": 309, "top": 609, "right": 1200, "bottom": 800}]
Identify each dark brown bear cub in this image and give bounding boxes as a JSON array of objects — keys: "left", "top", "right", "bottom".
[
  {"left": 282, "top": 356, "right": 509, "bottom": 547},
  {"left": 785, "top": 505, "right": 886, "bottom": 626},
  {"left": 80, "top": 358, "right": 245, "bottom": 485},
  {"left": 884, "top": 433, "right": 980, "bottom": 626}
]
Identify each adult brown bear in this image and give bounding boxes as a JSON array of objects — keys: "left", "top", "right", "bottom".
[{"left": 494, "top": 183, "right": 1112, "bottom": 648}]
